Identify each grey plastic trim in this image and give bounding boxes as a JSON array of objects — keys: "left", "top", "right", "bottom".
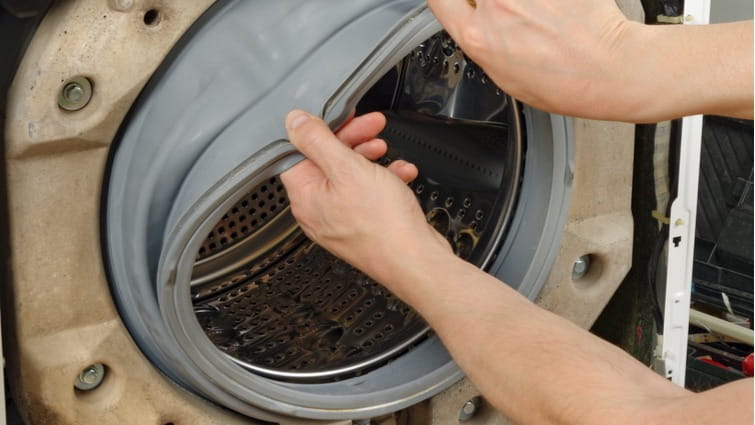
[{"left": 490, "top": 110, "right": 574, "bottom": 299}]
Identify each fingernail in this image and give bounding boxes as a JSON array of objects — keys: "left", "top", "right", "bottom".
[{"left": 287, "top": 111, "right": 310, "bottom": 130}]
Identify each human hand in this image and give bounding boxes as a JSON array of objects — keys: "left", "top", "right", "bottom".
[
  {"left": 280, "top": 110, "right": 452, "bottom": 287},
  {"left": 426, "top": 0, "right": 643, "bottom": 120}
]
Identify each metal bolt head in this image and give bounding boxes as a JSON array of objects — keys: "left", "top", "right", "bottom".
[
  {"left": 572, "top": 255, "right": 591, "bottom": 281},
  {"left": 459, "top": 396, "right": 481, "bottom": 421},
  {"left": 74, "top": 363, "right": 105, "bottom": 391},
  {"left": 58, "top": 76, "right": 92, "bottom": 111},
  {"left": 63, "top": 84, "right": 84, "bottom": 102},
  {"left": 110, "top": 0, "right": 134, "bottom": 11}
]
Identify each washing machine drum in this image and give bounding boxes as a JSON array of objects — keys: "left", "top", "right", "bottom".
[{"left": 105, "top": 0, "right": 571, "bottom": 421}]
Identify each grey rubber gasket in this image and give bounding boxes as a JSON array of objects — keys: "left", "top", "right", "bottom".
[{"left": 104, "top": 0, "right": 573, "bottom": 421}]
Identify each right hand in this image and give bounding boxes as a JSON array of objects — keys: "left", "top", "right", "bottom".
[{"left": 426, "top": 0, "right": 641, "bottom": 120}]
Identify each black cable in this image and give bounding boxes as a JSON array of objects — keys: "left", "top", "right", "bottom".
[
  {"left": 647, "top": 119, "right": 683, "bottom": 333},
  {"left": 648, "top": 221, "right": 669, "bottom": 328}
]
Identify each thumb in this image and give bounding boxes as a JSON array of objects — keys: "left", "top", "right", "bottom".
[{"left": 285, "top": 110, "right": 360, "bottom": 180}]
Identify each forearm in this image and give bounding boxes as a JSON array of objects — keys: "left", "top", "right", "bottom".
[
  {"left": 380, "top": 251, "right": 687, "bottom": 425},
  {"left": 615, "top": 20, "right": 753, "bottom": 122}
]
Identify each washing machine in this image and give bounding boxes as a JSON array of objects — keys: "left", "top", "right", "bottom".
[{"left": 2, "top": 1, "right": 641, "bottom": 424}]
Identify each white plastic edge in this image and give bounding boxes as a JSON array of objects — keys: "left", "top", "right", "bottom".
[{"left": 660, "top": 0, "right": 710, "bottom": 387}]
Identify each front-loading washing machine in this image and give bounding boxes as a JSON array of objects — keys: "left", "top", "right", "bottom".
[{"left": 2, "top": 1, "right": 642, "bottom": 423}]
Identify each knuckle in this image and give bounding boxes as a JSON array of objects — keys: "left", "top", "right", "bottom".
[
  {"left": 288, "top": 199, "right": 316, "bottom": 231},
  {"left": 292, "top": 121, "right": 318, "bottom": 144},
  {"left": 333, "top": 155, "right": 364, "bottom": 179},
  {"left": 490, "top": 0, "right": 507, "bottom": 9},
  {"left": 279, "top": 169, "right": 295, "bottom": 186},
  {"left": 288, "top": 200, "right": 305, "bottom": 221},
  {"left": 279, "top": 167, "right": 306, "bottom": 195},
  {"left": 292, "top": 120, "right": 327, "bottom": 147},
  {"left": 458, "top": 25, "right": 487, "bottom": 52}
]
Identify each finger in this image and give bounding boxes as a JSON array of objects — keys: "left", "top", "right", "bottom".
[
  {"left": 285, "top": 110, "right": 360, "bottom": 179},
  {"left": 280, "top": 159, "right": 324, "bottom": 196},
  {"left": 387, "top": 159, "right": 419, "bottom": 183},
  {"left": 426, "top": 0, "right": 476, "bottom": 37},
  {"left": 334, "top": 108, "right": 357, "bottom": 133},
  {"left": 335, "top": 112, "right": 387, "bottom": 148},
  {"left": 353, "top": 139, "right": 388, "bottom": 161}
]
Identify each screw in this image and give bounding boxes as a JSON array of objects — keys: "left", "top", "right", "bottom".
[
  {"left": 64, "top": 84, "right": 83, "bottom": 102},
  {"left": 459, "top": 396, "right": 481, "bottom": 421},
  {"left": 110, "top": 0, "right": 133, "bottom": 11},
  {"left": 58, "top": 76, "right": 92, "bottom": 111},
  {"left": 572, "top": 255, "right": 591, "bottom": 281},
  {"left": 75, "top": 363, "right": 105, "bottom": 391}
]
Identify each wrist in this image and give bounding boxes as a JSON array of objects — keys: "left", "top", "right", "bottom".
[
  {"left": 602, "top": 21, "right": 754, "bottom": 122},
  {"left": 371, "top": 240, "right": 461, "bottom": 302},
  {"left": 588, "top": 19, "right": 657, "bottom": 122}
]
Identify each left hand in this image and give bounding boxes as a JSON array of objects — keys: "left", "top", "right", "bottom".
[{"left": 280, "top": 110, "right": 452, "bottom": 288}]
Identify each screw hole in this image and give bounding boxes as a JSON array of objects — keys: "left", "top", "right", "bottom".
[{"left": 143, "top": 9, "right": 161, "bottom": 26}]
